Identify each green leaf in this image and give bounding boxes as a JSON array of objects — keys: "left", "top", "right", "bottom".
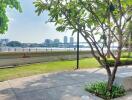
[{"left": 0, "top": 0, "right": 22, "bottom": 34}]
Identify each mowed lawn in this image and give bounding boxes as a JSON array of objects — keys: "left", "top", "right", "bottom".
[{"left": 0, "top": 58, "right": 100, "bottom": 81}]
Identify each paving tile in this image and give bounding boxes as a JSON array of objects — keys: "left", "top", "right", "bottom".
[
  {"left": 113, "top": 91, "right": 132, "bottom": 100},
  {"left": 16, "top": 89, "right": 47, "bottom": 100},
  {"left": 0, "top": 81, "right": 11, "bottom": 91},
  {"left": 0, "top": 94, "right": 16, "bottom": 100},
  {"left": 46, "top": 84, "right": 103, "bottom": 100},
  {"left": 66, "top": 72, "right": 107, "bottom": 83},
  {"left": 0, "top": 81, "right": 16, "bottom": 100},
  {"left": 8, "top": 74, "right": 79, "bottom": 94}
]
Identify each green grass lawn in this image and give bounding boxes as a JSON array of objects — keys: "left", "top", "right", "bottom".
[
  {"left": 1, "top": 56, "right": 132, "bottom": 82},
  {"left": 0, "top": 58, "right": 100, "bottom": 81}
]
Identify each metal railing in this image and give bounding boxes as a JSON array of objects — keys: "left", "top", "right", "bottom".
[{"left": 0, "top": 47, "right": 90, "bottom": 53}]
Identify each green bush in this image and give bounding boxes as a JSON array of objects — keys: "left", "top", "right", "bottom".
[
  {"left": 121, "top": 52, "right": 132, "bottom": 58},
  {"left": 85, "top": 82, "right": 125, "bottom": 100},
  {"left": 107, "top": 58, "right": 132, "bottom": 66}
]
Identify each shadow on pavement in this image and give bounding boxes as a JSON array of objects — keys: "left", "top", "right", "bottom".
[{"left": 0, "top": 70, "right": 108, "bottom": 100}]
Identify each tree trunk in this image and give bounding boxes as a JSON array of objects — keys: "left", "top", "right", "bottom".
[
  {"left": 107, "top": 73, "right": 116, "bottom": 92},
  {"left": 107, "top": 62, "right": 119, "bottom": 93},
  {"left": 107, "top": 75, "right": 112, "bottom": 92}
]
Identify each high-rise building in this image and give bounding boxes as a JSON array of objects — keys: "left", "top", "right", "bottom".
[
  {"left": 70, "top": 37, "right": 74, "bottom": 44},
  {"left": 64, "top": 36, "right": 68, "bottom": 44}
]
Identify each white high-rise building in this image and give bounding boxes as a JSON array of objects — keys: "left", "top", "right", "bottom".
[
  {"left": 70, "top": 37, "right": 74, "bottom": 44},
  {"left": 64, "top": 36, "right": 68, "bottom": 44}
]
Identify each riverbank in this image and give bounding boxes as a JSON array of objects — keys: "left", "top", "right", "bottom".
[
  {"left": 0, "top": 51, "right": 92, "bottom": 67},
  {"left": 0, "top": 51, "right": 90, "bottom": 59}
]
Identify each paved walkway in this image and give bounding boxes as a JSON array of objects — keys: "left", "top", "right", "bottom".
[{"left": 0, "top": 66, "right": 132, "bottom": 100}]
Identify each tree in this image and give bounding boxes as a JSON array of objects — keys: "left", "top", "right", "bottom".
[
  {"left": 34, "top": 0, "right": 132, "bottom": 93},
  {"left": 7, "top": 41, "right": 22, "bottom": 47},
  {"left": 0, "top": 0, "right": 22, "bottom": 34}
]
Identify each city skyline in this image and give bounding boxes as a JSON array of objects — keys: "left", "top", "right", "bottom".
[
  {"left": 44, "top": 36, "right": 74, "bottom": 44},
  {"left": 0, "top": 36, "right": 75, "bottom": 44}
]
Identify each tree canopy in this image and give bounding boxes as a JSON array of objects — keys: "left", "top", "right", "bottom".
[
  {"left": 34, "top": 0, "right": 132, "bottom": 63},
  {"left": 34, "top": 0, "right": 132, "bottom": 92},
  {"left": 7, "top": 41, "right": 22, "bottom": 47},
  {"left": 0, "top": 0, "right": 22, "bottom": 34}
]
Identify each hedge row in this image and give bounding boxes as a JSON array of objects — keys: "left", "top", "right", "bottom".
[{"left": 107, "top": 58, "right": 132, "bottom": 66}]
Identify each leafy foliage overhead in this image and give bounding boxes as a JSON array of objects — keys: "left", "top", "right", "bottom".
[
  {"left": 34, "top": 0, "right": 132, "bottom": 32},
  {"left": 0, "top": 0, "right": 22, "bottom": 34}
]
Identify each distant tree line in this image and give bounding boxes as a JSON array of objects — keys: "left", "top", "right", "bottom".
[{"left": 6, "top": 41, "right": 43, "bottom": 47}]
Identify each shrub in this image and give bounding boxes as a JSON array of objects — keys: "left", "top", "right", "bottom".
[
  {"left": 121, "top": 52, "right": 132, "bottom": 58},
  {"left": 107, "top": 58, "right": 132, "bottom": 66},
  {"left": 85, "top": 82, "right": 125, "bottom": 100}
]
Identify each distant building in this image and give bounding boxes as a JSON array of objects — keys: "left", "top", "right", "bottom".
[
  {"left": 70, "top": 37, "right": 74, "bottom": 44},
  {"left": 53, "top": 39, "right": 60, "bottom": 47},
  {"left": 0, "top": 39, "right": 9, "bottom": 46},
  {"left": 63, "top": 36, "right": 68, "bottom": 47},
  {"left": 69, "top": 37, "right": 74, "bottom": 47},
  {"left": 64, "top": 36, "right": 68, "bottom": 44},
  {"left": 44, "top": 39, "right": 53, "bottom": 47},
  {"left": 54, "top": 39, "right": 60, "bottom": 44}
]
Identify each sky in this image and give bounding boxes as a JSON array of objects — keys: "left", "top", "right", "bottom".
[{"left": 0, "top": 0, "right": 85, "bottom": 43}]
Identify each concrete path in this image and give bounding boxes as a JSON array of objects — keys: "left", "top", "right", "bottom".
[{"left": 0, "top": 66, "right": 132, "bottom": 100}]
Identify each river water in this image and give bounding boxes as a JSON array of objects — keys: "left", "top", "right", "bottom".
[{"left": 0, "top": 46, "right": 121, "bottom": 52}]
